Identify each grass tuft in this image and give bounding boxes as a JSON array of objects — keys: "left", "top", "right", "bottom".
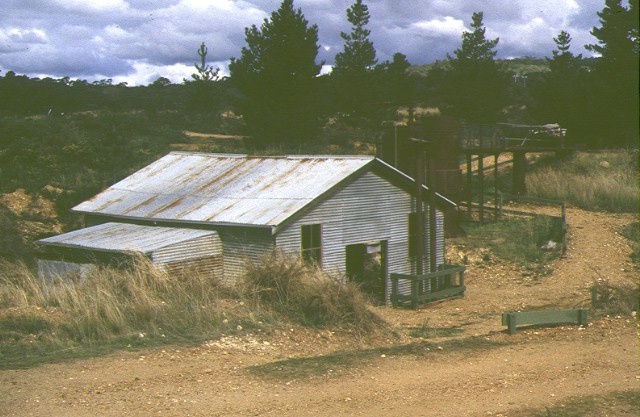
[
  {"left": 0, "top": 252, "right": 387, "bottom": 368},
  {"left": 0, "top": 256, "right": 235, "bottom": 348},
  {"left": 590, "top": 279, "right": 638, "bottom": 317},
  {"left": 241, "top": 251, "right": 384, "bottom": 333}
]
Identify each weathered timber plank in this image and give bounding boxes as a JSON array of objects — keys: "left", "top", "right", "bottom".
[{"left": 502, "top": 309, "right": 588, "bottom": 334}]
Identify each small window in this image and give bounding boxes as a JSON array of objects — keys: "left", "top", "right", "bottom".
[{"left": 301, "top": 224, "right": 322, "bottom": 265}]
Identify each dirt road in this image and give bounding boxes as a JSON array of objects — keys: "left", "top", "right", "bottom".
[{"left": 1, "top": 207, "right": 637, "bottom": 416}]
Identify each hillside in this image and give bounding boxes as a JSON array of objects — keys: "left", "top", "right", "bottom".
[{"left": 1, "top": 205, "right": 637, "bottom": 416}]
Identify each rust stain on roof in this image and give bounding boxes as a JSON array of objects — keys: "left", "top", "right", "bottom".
[{"left": 73, "top": 152, "right": 376, "bottom": 227}]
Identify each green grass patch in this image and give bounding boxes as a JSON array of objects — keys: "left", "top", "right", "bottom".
[
  {"left": 504, "top": 390, "right": 640, "bottom": 417},
  {"left": 457, "top": 214, "right": 564, "bottom": 275}
]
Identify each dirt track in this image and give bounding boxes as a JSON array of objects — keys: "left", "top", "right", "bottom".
[{"left": 1, "top": 207, "right": 638, "bottom": 416}]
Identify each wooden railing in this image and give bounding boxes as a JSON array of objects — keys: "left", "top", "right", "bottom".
[
  {"left": 390, "top": 264, "right": 466, "bottom": 308},
  {"left": 460, "top": 123, "right": 566, "bottom": 152}
]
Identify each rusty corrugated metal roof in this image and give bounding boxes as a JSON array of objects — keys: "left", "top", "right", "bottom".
[
  {"left": 73, "top": 152, "right": 375, "bottom": 227},
  {"left": 38, "top": 222, "right": 219, "bottom": 254}
]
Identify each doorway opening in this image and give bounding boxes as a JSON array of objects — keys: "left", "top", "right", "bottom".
[{"left": 346, "top": 241, "right": 387, "bottom": 304}]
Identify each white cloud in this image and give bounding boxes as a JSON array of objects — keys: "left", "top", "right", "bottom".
[
  {"left": 110, "top": 59, "right": 230, "bottom": 86},
  {"left": 52, "top": 0, "right": 130, "bottom": 13},
  {"left": 0, "top": 0, "right": 607, "bottom": 85},
  {"left": 411, "top": 16, "right": 467, "bottom": 37}
]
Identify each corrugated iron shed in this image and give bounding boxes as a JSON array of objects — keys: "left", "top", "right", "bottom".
[
  {"left": 38, "top": 222, "right": 219, "bottom": 254},
  {"left": 73, "top": 152, "right": 376, "bottom": 228}
]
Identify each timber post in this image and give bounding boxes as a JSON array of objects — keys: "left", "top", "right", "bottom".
[{"left": 512, "top": 151, "right": 527, "bottom": 194}]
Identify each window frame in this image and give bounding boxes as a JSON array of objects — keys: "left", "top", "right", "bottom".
[{"left": 301, "top": 224, "right": 322, "bottom": 265}]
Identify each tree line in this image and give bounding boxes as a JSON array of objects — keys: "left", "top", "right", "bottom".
[{"left": 1, "top": 0, "right": 637, "bottom": 148}]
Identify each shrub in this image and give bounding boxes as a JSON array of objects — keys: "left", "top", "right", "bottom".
[
  {"left": 590, "top": 280, "right": 638, "bottom": 317},
  {"left": 242, "top": 251, "right": 383, "bottom": 332},
  {"left": 620, "top": 222, "right": 639, "bottom": 265}
]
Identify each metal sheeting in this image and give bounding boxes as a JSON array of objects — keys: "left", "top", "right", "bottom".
[
  {"left": 38, "top": 222, "right": 221, "bottom": 255},
  {"left": 73, "top": 152, "right": 375, "bottom": 227},
  {"left": 274, "top": 171, "right": 446, "bottom": 303}
]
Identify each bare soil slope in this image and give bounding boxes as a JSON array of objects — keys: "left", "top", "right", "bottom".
[{"left": 1, "top": 207, "right": 637, "bottom": 417}]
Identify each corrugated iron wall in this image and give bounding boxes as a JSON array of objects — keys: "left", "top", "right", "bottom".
[
  {"left": 275, "top": 171, "right": 445, "bottom": 303},
  {"left": 152, "top": 234, "right": 222, "bottom": 264},
  {"left": 219, "top": 227, "right": 274, "bottom": 285},
  {"left": 152, "top": 233, "right": 223, "bottom": 281}
]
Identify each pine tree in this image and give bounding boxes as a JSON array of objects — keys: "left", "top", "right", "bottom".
[
  {"left": 548, "top": 31, "right": 583, "bottom": 74},
  {"left": 442, "top": 12, "right": 508, "bottom": 123},
  {"left": 229, "top": 0, "right": 322, "bottom": 145},
  {"left": 331, "top": 0, "right": 377, "bottom": 119},
  {"left": 584, "top": 0, "right": 638, "bottom": 145},
  {"left": 184, "top": 42, "right": 220, "bottom": 113},
  {"left": 532, "top": 31, "right": 587, "bottom": 141},
  {"left": 333, "top": 0, "right": 377, "bottom": 75}
]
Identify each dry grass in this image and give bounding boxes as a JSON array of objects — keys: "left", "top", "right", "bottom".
[
  {"left": 241, "top": 251, "right": 384, "bottom": 333},
  {"left": 526, "top": 150, "right": 638, "bottom": 213},
  {"left": 0, "top": 252, "right": 384, "bottom": 362},
  {"left": 0, "top": 256, "right": 236, "bottom": 346},
  {"left": 590, "top": 279, "right": 638, "bottom": 317}
]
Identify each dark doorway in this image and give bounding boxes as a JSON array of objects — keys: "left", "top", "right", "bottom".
[{"left": 346, "top": 241, "right": 387, "bottom": 303}]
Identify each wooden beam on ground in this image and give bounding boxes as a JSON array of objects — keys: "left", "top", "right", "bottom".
[{"left": 501, "top": 309, "right": 588, "bottom": 335}]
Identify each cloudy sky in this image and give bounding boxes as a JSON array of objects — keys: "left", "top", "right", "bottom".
[{"left": 1, "top": 0, "right": 607, "bottom": 86}]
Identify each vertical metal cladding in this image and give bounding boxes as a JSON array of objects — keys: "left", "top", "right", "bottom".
[
  {"left": 220, "top": 227, "right": 275, "bottom": 285},
  {"left": 152, "top": 234, "right": 221, "bottom": 264},
  {"left": 152, "top": 233, "right": 223, "bottom": 281},
  {"left": 275, "top": 171, "right": 444, "bottom": 303}
]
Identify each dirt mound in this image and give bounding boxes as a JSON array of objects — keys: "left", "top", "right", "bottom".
[{"left": 0, "top": 188, "right": 64, "bottom": 250}]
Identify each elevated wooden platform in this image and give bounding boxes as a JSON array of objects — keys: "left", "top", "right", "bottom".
[{"left": 460, "top": 123, "right": 569, "bottom": 154}]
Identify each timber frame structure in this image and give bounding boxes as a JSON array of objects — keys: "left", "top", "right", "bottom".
[{"left": 459, "top": 122, "right": 571, "bottom": 222}]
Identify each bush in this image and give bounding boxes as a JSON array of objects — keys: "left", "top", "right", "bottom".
[
  {"left": 620, "top": 222, "right": 639, "bottom": 265},
  {"left": 590, "top": 280, "right": 638, "bottom": 317},
  {"left": 242, "top": 251, "right": 383, "bottom": 332}
]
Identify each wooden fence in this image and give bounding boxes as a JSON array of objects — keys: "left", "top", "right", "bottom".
[{"left": 390, "top": 264, "right": 466, "bottom": 309}]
